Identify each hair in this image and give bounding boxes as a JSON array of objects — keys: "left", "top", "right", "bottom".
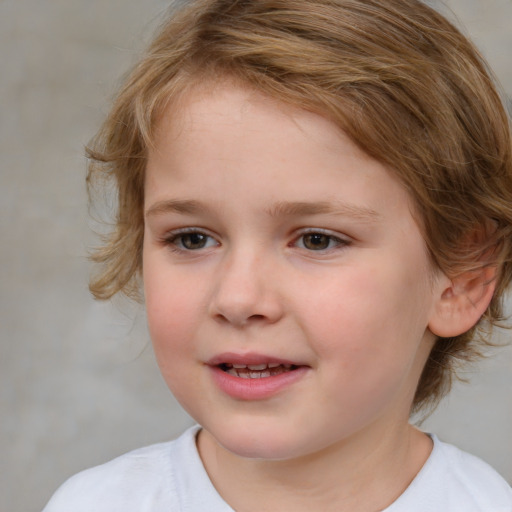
[{"left": 87, "top": 0, "right": 512, "bottom": 412}]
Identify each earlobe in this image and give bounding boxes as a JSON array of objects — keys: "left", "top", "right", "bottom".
[{"left": 428, "top": 265, "right": 497, "bottom": 338}]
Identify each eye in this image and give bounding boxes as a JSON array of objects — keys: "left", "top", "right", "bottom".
[
  {"left": 165, "top": 230, "right": 218, "bottom": 251},
  {"left": 295, "top": 231, "right": 348, "bottom": 251}
]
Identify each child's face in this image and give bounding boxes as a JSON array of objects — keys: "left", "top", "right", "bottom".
[{"left": 143, "top": 82, "right": 441, "bottom": 460}]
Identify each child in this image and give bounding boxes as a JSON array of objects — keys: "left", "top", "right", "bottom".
[{"left": 44, "top": 0, "right": 512, "bottom": 510}]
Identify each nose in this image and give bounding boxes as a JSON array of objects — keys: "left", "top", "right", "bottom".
[{"left": 209, "top": 247, "right": 284, "bottom": 327}]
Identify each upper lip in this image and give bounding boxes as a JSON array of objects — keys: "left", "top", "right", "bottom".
[{"left": 206, "top": 352, "right": 306, "bottom": 367}]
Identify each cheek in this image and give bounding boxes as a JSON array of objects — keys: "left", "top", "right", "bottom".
[
  {"left": 302, "top": 264, "right": 431, "bottom": 376},
  {"left": 144, "top": 277, "right": 204, "bottom": 408},
  {"left": 143, "top": 261, "right": 205, "bottom": 364},
  {"left": 146, "top": 293, "right": 199, "bottom": 351}
]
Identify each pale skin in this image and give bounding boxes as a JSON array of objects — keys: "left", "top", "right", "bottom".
[{"left": 142, "top": 81, "right": 495, "bottom": 511}]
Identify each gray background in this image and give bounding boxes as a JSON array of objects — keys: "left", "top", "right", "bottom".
[{"left": 1, "top": 1, "right": 511, "bottom": 511}]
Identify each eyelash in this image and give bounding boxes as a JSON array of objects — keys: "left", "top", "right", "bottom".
[{"left": 161, "top": 228, "right": 350, "bottom": 253}]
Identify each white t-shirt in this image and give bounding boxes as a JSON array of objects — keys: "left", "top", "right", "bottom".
[{"left": 43, "top": 425, "right": 512, "bottom": 512}]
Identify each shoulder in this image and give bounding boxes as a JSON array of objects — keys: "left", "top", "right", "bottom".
[
  {"left": 435, "top": 438, "right": 512, "bottom": 509},
  {"left": 42, "top": 426, "right": 201, "bottom": 512},
  {"left": 388, "top": 435, "right": 512, "bottom": 512}
]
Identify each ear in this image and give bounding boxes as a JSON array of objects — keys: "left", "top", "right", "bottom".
[{"left": 428, "top": 265, "right": 497, "bottom": 338}]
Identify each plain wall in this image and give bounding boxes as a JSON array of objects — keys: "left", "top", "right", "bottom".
[{"left": 1, "top": 1, "right": 511, "bottom": 511}]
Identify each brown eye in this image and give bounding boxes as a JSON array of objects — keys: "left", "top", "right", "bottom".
[
  {"left": 302, "top": 233, "right": 332, "bottom": 250},
  {"left": 180, "top": 233, "right": 209, "bottom": 250},
  {"left": 167, "top": 231, "right": 217, "bottom": 251}
]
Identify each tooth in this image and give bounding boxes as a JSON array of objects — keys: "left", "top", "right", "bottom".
[
  {"left": 249, "top": 371, "right": 262, "bottom": 378},
  {"left": 233, "top": 364, "right": 247, "bottom": 369},
  {"left": 248, "top": 364, "right": 267, "bottom": 370},
  {"left": 260, "top": 370, "right": 271, "bottom": 378},
  {"left": 268, "top": 363, "right": 280, "bottom": 368}
]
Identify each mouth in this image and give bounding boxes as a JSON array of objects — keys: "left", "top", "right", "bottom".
[
  {"left": 208, "top": 354, "right": 309, "bottom": 400},
  {"left": 218, "top": 362, "right": 300, "bottom": 379}
]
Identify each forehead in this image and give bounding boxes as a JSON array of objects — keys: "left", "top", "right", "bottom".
[
  {"left": 147, "top": 81, "right": 418, "bottom": 223},
  {"left": 154, "top": 80, "right": 341, "bottom": 151},
  {"left": 152, "top": 80, "right": 384, "bottom": 181}
]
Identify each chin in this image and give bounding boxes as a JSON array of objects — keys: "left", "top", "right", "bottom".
[
  {"left": 222, "top": 437, "right": 300, "bottom": 460},
  {"left": 203, "top": 419, "right": 317, "bottom": 461}
]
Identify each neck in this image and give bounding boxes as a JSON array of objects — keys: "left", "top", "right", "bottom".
[{"left": 197, "top": 420, "right": 433, "bottom": 512}]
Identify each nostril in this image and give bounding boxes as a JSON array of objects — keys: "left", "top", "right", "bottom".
[
  {"left": 213, "top": 312, "right": 267, "bottom": 327},
  {"left": 248, "top": 314, "right": 265, "bottom": 321}
]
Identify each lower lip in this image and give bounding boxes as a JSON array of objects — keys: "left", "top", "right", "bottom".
[{"left": 209, "top": 365, "right": 309, "bottom": 401}]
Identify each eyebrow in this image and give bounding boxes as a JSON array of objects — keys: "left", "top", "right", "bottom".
[
  {"left": 145, "top": 198, "right": 380, "bottom": 222},
  {"left": 145, "top": 199, "right": 206, "bottom": 217},
  {"left": 265, "top": 201, "right": 381, "bottom": 222}
]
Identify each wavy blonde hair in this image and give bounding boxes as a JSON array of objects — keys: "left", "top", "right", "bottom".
[{"left": 87, "top": 0, "right": 512, "bottom": 412}]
